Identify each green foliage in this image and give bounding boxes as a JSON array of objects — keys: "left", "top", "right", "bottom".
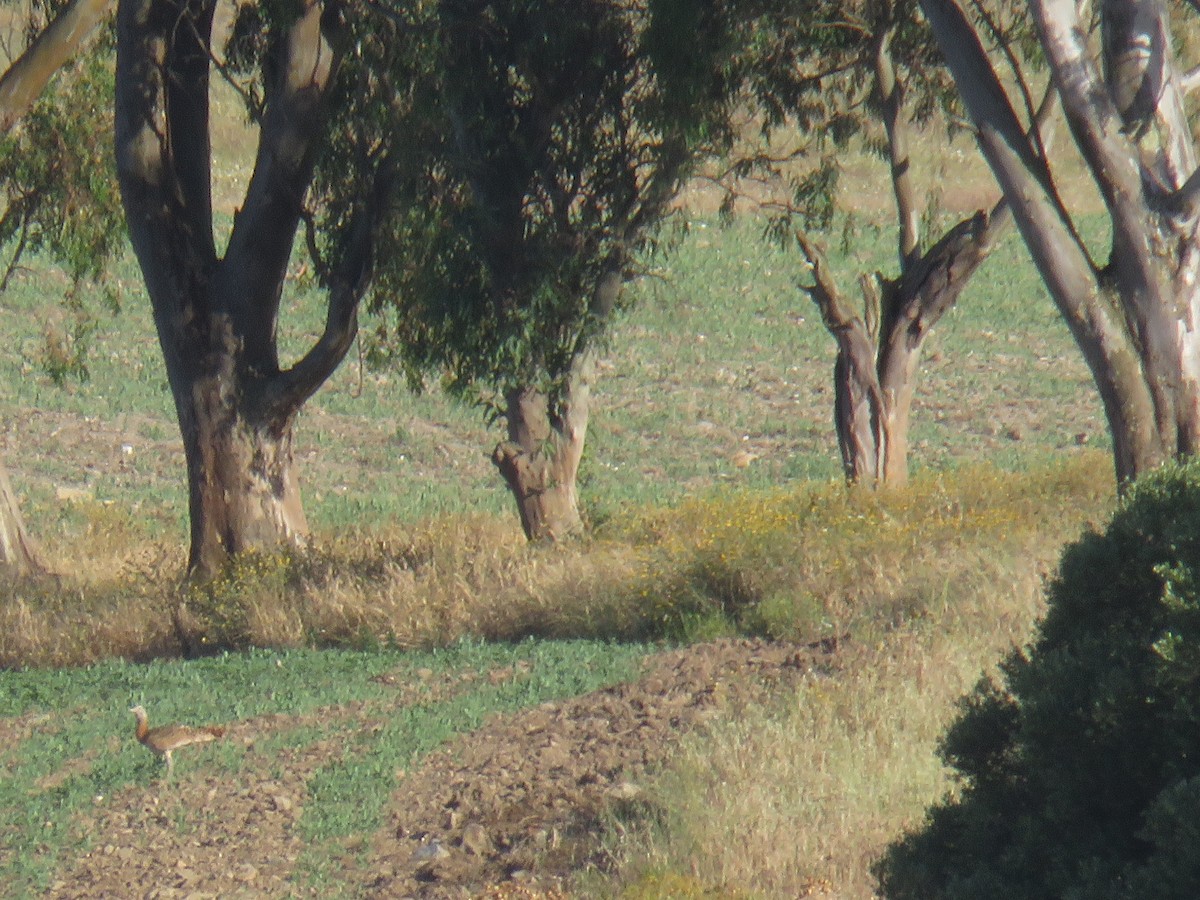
[
  {"left": 0, "top": 16, "right": 124, "bottom": 386},
  {"left": 0, "top": 24, "right": 123, "bottom": 297},
  {"left": 359, "top": 0, "right": 751, "bottom": 400},
  {"left": 877, "top": 458, "right": 1200, "bottom": 900},
  {"left": 181, "top": 550, "right": 298, "bottom": 650},
  {"left": 732, "top": 1, "right": 1038, "bottom": 238}
]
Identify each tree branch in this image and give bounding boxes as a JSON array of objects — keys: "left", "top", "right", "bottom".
[
  {"left": 1035, "top": 0, "right": 1147, "bottom": 209},
  {"left": 1182, "top": 64, "right": 1200, "bottom": 95},
  {"left": 874, "top": 25, "right": 919, "bottom": 275},
  {"left": 223, "top": 0, "right": 344, "bottom": 351},
  {"left": 0, "top": 0, "right": 114, "bottom": 135},
  {"left": 794, "top": 229, "right": 860, "bottom": 335},
  {"left": 266, "top": 155, "right": 391, "bottom": 418},
  {"left": 1166, "top": 164, "right": 1200, "bottom": 220},
  {"left": 1097, "top": 0, "right": 1195, "bottom": 190},
  {"left": 165, "top": 0, "right": 217, "bottom": 262},
  {"left": 115, "top": 0, "right": 214, "bottom": 345},
  {"left": 920, "top": 0, "right": 1099, "bottom": 326}
]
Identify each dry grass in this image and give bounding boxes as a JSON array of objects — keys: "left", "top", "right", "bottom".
[
  {"left": 1, "top": 453, "right": 1112, "bottom": 668},
  {"left": 602, "top": 555, "right": 1049, "bottom": 898},
  {"left": 585, "top": 457, "right": 1115, "bottom": 899},
  {"left": 0, "top": 450, "right": 1114, "bottom": 900}
]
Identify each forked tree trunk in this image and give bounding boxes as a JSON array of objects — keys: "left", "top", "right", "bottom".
[
  {"left": 0, "top": 455, "right": 43, "bottom": 576},
  {"left": 921, "top": 0, "right": 1200, "bottom": 485},
  {"left": 492, "top": 352, "right": 593, "bottom": 541},
  {"left": 799, "top": 207, "right": 1008, "bottom": 486},
  {"left": 116, "top": 0, "right": 374, "bottom": 579},
  {"left": 790, "top": 21, "right": 1032, "bottom": 488}
]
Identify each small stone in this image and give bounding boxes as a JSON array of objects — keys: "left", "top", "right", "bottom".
[
  {"left": 610, "top": 781, "right": 642, "bottom": 801},
  {"left": 412, "top": 839, "right": 450, "bottom": 861},
  {"left": 461, "top": 823, "right": 493, "bottom": 856}
]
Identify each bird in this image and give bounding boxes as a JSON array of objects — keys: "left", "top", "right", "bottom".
[{"left": 129, "top": 705, "right": 225, "bottom": 775}]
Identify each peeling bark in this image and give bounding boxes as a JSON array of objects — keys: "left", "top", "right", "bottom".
[
  {"left": 492, "top": 352, "right": 593, "bottom": 542},
  {"left": 799, "top": 206, "right": 1006, "bottom": 487},
  {"left": 921, "top": 0, "right": 1200, "bottom": 484},
  {"left": 790, "top": 18, "right": 1029, "bottom": 488},
  {"left": 116, "top": 0, "right": 377, "bottom": 578}
]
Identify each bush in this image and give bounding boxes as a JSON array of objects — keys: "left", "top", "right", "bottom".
[{"left": 877, "top": 458, "right": 1200, "bottom": 900}]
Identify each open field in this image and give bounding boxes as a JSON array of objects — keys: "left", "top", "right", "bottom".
[
  {"left": 0, "top": 207, "right": 1107, "bottom": 544},
  {"left": 0, "top": 166, "right": 1119, "bottom": 895}
]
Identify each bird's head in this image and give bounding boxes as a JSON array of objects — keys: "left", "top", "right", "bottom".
[{"left": 129, "top": 705, "right": 146, "bottom": 719}]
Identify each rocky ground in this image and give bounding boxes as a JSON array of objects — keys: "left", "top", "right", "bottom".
[{"left": 45, "top": 638, "right": 844, "bottom": 898}]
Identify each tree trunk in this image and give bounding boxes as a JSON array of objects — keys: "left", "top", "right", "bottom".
[
  {"left": 787, "top": 20, "right": 1029, "bottom": 488},
  {"left": 116, "top": 0, "right": 376, "bottom": 578},
  {"left": 492, "top": 353, "right": 593, "bottom": 541},
  {"left": 920, "top": 0, "right": 1200, "bottom": 486},
  {"left": 799, "top": 206, "right": 1007, "bottom": 487},
  {"left": 0, "top": 455, "right": 43, "bottom": 576},
  {"left": 830, "top": 322, "right": 889, "bottom": 484},
  {"left": 179, "top": 342, "right": 309, "bottom": 579},
  {"left": 824, "top": 284, "right": 952, "bottom": 488}
]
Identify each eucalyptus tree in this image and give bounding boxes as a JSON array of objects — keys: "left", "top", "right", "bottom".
[
  {"left": 366, "top": 0, "right": 744, "bottom": 540},
  {"left": 920, "top": 0, "right": 1200, "bottom": 484},
  {"left": 114, "top": 0, "right": 396, "bottom": 578},
  {"left": 0, "top": 0, "right": 120, "bottom": 576},
  {"left": 730, "top": 0, "right": 1048, "bottom": 487}
]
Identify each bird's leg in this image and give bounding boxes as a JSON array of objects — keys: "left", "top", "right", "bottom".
[{"left": 164, "top": 750, "right": 174, "bottom": 775}]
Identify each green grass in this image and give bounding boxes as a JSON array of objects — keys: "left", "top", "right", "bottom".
[
  {"left": 0, "top": 196, "right": 1120, "bottom": 896},
  {"left": 0, "top": 639, "right": 649, "bottom": 895},
  {"left": 0, "top": 208, "right": 1103, "bottom": 545}
]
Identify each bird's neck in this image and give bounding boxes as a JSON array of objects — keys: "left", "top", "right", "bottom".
[{"left": 133, "top": 714, "right": 149, "bottom": 742}]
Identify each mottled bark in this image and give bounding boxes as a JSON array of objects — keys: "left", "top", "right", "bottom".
[
  {"left": 0, "top": 456, "right": 43, "bottom": 576},
  {"left": 116, "top": 0, "right": 372, "bottom": 578},
  {"left": 493, "top": 352, "right": 593, "bottom": 542},
  {"left": 799, "top": 206, "right": 1006, "bottom": 487},
  {"left": 921, "top": 0, "right": 1200, "bottom": 484}
]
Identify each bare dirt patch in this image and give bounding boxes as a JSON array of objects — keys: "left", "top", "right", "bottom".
[{"left": 45, "top": 638, "right": 840, "bottom": 898}]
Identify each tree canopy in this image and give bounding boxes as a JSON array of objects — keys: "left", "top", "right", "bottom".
[{"left": 357, "top": 0, "right": 741, "bottom": 396}]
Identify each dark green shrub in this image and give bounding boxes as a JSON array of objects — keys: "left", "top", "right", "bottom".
[{"left": 877, "top": 458, "right": 1200, "bottom": 899}]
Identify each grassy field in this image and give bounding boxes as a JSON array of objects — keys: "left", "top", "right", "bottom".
[
  {"left": 0, "top": 207, "right": 1105, "bottom": 540},
  {"left": 0, "top": 197, "right": 1119, "bottom": 896}
]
